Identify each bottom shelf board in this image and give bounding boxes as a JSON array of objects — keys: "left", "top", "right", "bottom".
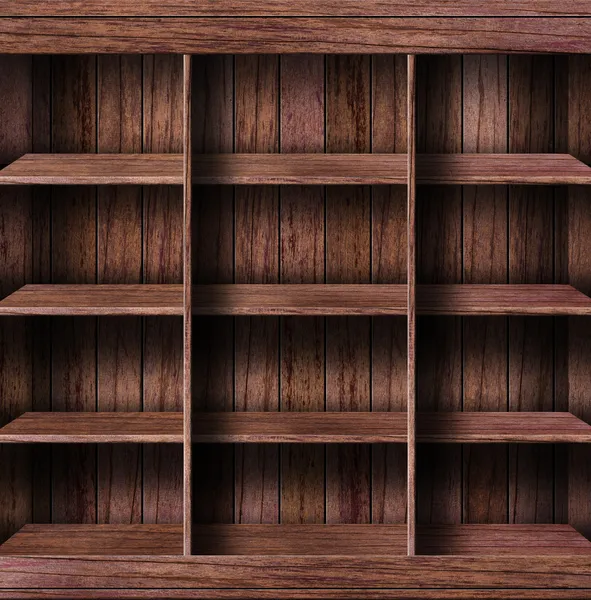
[{"left": 1, "top": 524, "right": 589, "bottom": 556}]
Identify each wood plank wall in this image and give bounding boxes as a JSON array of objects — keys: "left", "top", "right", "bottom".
[{"left": 0, "top": 52, "right": 589, "bottom": 545}]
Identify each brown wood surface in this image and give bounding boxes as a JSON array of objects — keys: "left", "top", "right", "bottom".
[
  {"left": 1, "top": 19, "right": 591, "bottom": 54},
  {"left": 3, "top": 555, "right": 591, "bottom": 588},
  {"left": 3, "top": 0, "right": 591, "bottom": 16},
  {"left": 0, "top": 154, "right": 183, "bottom": 185},
  {"left": 0, "top": 412, "right": 183, "bottom": 443},
  {"left": 0, "top": 285, "right": 184, "bottom": 315}
]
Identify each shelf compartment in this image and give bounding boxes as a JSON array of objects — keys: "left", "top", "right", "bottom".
[
  {"left": 193, "top": 412, "right": 407, "bottom": 443},
  {"left": 193, "top": 284, "right": 407, "bottom": 315},
  {"left": 3, "top": 524, "right": 585, "bottom": 556},
  {"left": 0, "top": 154, "right": 184, "bottom": 185},
  {"left": 0, "top": 284, "right": 184, "bottom": 315},
  {"left": 418, "top": 284, "right": 591, "bottom": 315},
  {"left": 0, "top": 412, "right": 183, "bottom": 443},
  {"left": 417, "top": 153, "right": 591, "bottom": 184},
  {"left": 0, "top": 524, "right": 183, "bottom": 555},
  {"left": 192, "top": 153, "right": 407, "bottom": 184}
]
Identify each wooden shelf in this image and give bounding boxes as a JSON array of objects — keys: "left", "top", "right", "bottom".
[
  {"left": 0, "top": 284, "right": 184, "bottom": 316},
  {"left": 193, "top": 412, "right": 407, "bottom": 443},
  {"left": 0, "top": 524, "right": 183, "bottom": 555},
  {"left": 0, "top": 154, "right": 184, "bottom": 185},
  {"left": 417, "top": 153, "right": 591, "bottom": 184},
  {"left": 0, "top": 412, "right": 183, "bottom": 443},
  {"left": 2, "top": 153, "right": 587, "bottom": 187},
  {"left": 2, "top": 524, "right": 587, "bottom": 556}
]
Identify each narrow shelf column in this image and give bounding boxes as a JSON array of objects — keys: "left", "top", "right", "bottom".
[
  {"left": 182, "top": 53, "right": 192, "bottom": 557},
  {"left": 407, "top": 53, "right": 417, "bottom": 558}
]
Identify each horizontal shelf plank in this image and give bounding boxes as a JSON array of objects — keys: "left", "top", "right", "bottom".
[
  {"left": 0, "top": 525, "right": 183, "bottom": 555},
  {"left": 0, "top": 284, "right": 184, "bottom": 315},
  {"left": 0, "top": 154, "right": 183, "bottom": 185},
  {"left": 417, "top": 153, "right": 591, "bottom": 184},
  {"left": 0, "top": 412, "right": 183, "bottom": 443},
  {"left": 2, "top": 412, "right": 590, "bottom": 444},
  {"left": 1, "top": 153, "right": 589, "bottom": 186},
  {"left": 1, "top": 524, "right": 589, "bottom": 556}
]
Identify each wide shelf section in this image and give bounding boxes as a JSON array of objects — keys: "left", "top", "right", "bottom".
[
  {"left": 0, "top": 412, "right": 183, "bottom": 443},
  {"left": 1, "top": 411, "right": 590, "bottom": 444},
  {"left": 0, "top": 154, "right": 184, "bottom": 185},
  {"left": 1, "top": 153, "right": 589, "bottom": 186},
  {"left": 1, "top": 524, "right": 589, "bottom": 556},
  {"left": 0, "top": 284, "right": 184, "bottom": 315}
]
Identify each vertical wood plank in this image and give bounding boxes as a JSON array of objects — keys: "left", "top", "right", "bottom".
[
  {"left": 462, "top": 55, "right": 509, "bottom": 525},
  {"left": 183, "top": 54, "right": 192, "bottom": 555},
  {"left": 142, "top": 55, "right": 184, "bottom": 525},
  {"left": 96, "top": 55, "right": 143, "bottom": 526},
  {"left": 0, "top": 55, "right": 33, "bottom": 540},
  {"left": 325, "top": 55, "right": 371, "bottom": 525},
  {"left": 51, "top": 55, "right": 97, "bottom": 525},
  {"left": 234, "top": 55, "right": 280, "bottom": 525},
  {"left": 279, "top": 54, "right": 325, "bottom": 525},
  {"left": 508, "top": 55, "right": 554, "bottom": 525},
  {"left": 191, "top": 55, "right": 235, "bottom": 528},
  {"left": 416, "top": 55, "right": 462, "bottom": 527},
  {"left": 567, "top": 55, "right": 591, "bottom": 538},
  {"left": 406, "top": 54, "right": 416, "bottom": 556},
  {"left": 371, "top": 54, "right": 408, "bottom": 527}
]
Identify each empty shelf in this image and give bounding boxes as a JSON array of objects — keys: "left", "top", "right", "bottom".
[
  {"left": 417, "top": 153, "right": 591, "bottom": 185},
  {"left": 0, "top": 412, "right": 183, "bottom": 443},
  {"left": 418, "top": 284, "right": 591, "bottom": 315},
  {"left": 0, "top": 284, "right": 184, "bottom": 315},
  {"left": 192, "top": 153, "right": 407, "bottom": 184},
  {"left": 0, "top": 154, "right": 184, "bottom": 185},
  {"left": 193, "top": 284, "right": 407, "bottom": 315},
  {"left": 0, "top": 524, "right": 183, "bottom": 555},
  {"left": 418, "top": 412, "right": 591, "bottom": 443},
  {"left": 193, "top": 412, "right": 407, "bottom": 443}
]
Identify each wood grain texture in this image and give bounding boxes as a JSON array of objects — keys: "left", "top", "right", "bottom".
[
  {"left": 3, "top": 555, "right": 591, "bottom": 589},
  {"left": 190, "top": 54, "right": 234, "bottom": 527},
  {"left": 2, "top": 19, "right": 591, "bottom": 54},
  {"left": 0, "top": 154, "right": 183, "bottom": 185},
  {"left": 279, "top": 54, "right": 325, "bottom": 526},
  {"left": 3, "top": 0, "right": 591, "bottom": 16},
  {"left": 0, "top": 412, "right": 183, "bottom": 443},
  {"left": 234, "top": 54, "right": 280, "bottom": 525},
  {"left": 0, "top": 285, "right": 184, "bottom": 315},
  {"left": 371, "top": 53, "right": 408, "bottom": 529},
  {"left": 325, "top": 54, "right": 371, "bottom": 525},
  {"left": 461, "top": 54, "right": 508, "bottom": 526},
  {"left": 0, "top": 525, "right": 183, "bottom": 555},
  {"left": 508, "top": 55, "right": 555, "bottom": 527},
  {"left": 142, "top": 54, "right": 184, "bottom": 528}
]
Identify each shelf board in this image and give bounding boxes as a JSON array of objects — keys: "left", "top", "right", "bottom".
[
  {"left": 418, "top": 284, "right": 591, "bottom": 315},
  {"left": 193, "top": 412, "right": 407, "bottom": 443},
  {"left": 0, "top": 284, "right": 184, "bottom": 316},
  {"left": 0, "top": 154, "right": 184, "bottom": 185},
  {"left": 417, "top": 153, "right": 591, "bottom": 184},
  {"left": 2, "top": 524, "right": 587, "bottom": 556},
  {"left": 192, "top": 153, "right": 407, "bottom": 184},
  {"left": 193, "top": 284, "right": 407, "bottom": 315},
  {"left": 0, "top": 412, "right": 183, "bottom": 443},
  {"left": 0, "top": 524, "right": 183, "bottom": 555}
]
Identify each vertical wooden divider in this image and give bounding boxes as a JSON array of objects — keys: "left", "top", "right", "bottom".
[
  {"left": 406, "top": 54, "right": 416, "bottom": 557},
  {"left": 183, "top": 54, "right": 192, "bottom": 556}
]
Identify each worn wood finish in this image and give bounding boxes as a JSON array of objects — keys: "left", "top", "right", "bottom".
[
  {"left": 2, "top": 19, "right": 591, "bottom": 54},
  {"left": 0, "top": 525, "right": 183, "bottom": 555},
  {"left": 3, "top": 0, "right": 591, "bottom": 16},
  {"left": 3, "top": 556, "right": 591, "bottom": 589},
  {"left": 0, "top": 412, "right": 183, "bottom": 443}
]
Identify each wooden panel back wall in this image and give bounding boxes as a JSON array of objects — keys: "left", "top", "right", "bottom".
[{"left": 0, "top": 53, "right": 590, "bottom": 540}]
